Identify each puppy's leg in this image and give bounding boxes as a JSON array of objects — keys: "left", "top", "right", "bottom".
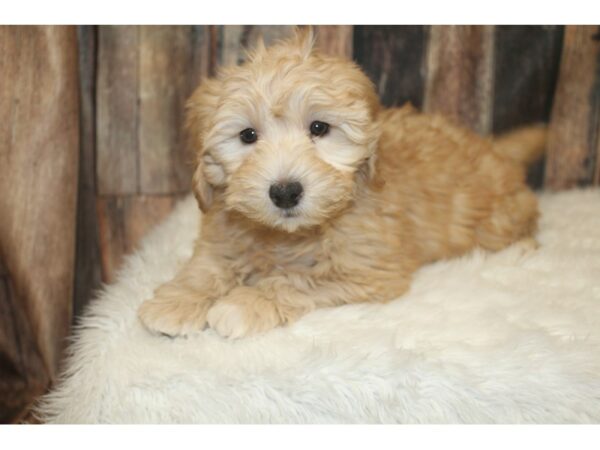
[
  {"left": 138, "top": 250, "right": 234, "bottom": 336},
  {"left": 207, "top": 274, "right": 410, "bottom": 339}
]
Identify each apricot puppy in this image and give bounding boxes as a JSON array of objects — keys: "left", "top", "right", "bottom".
[{"left": 138, "top": 29, "right": 543, "bottom": 339}]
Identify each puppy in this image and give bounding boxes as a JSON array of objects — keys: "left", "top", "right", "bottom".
[{"left": 138, "top": 28, "right": 544, "bottom": 339}]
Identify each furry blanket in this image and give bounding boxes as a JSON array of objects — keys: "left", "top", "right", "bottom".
[{"left": 39, "top": 189, "right": 600, "bottom": 423}]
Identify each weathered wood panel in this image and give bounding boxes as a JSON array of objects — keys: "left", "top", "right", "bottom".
[
  {"left": 138, "top": 26, "right": 199, "bottom": 194},
  {"left": 95, "top": 26, "right": 213, "bottom": 284},
  {"left": 0, "top": 26, "right": 79, "bottom": 422},
  {"left": 73, "top": 25, "right": 102, "bottom": 319},
  {"left": 315, "top": 25, "right": 353, "bottom": 58},
  {"left": 0, "top": 260, "right": 48, "bottom": 423},
  {"left": 424, "top": 25, "right": 495, "bottom": 134},
  {"left": 545, "top": 26, "right": 600, "bottom": 189},
  {"left": 493, "top": 25, "right": 564, "bottom": 188},
  {"left": 353, "top": 26, "right": 429, "bottom": 108},
  {"left": 218, "top": 25, "right": 295, "bottom": 66},
  {"left": 96, "top": 26, "right": 140, "bottom": 195},
  {"left": 96, "top": 195, "right": 186, "bottom": 283}
]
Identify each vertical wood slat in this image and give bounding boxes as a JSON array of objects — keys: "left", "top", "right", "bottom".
[
  {"left": 493, "top": 25, "right": 564, "bottom": 188},
  {"left": 545, "top": 26, "right": 600, "bottom": 189},
  {"left": 353, "top": 26, "right": 429, "bottom": 108},
  {"left": 424, "top": 25, "right": 495, "bottom": 134},
  {"left": 73, "top": 26, "right": 102, "bottom": 318},
  {"left": 0, "top": 260, "right": 48, "bottom": 423},
  {"left": 96, "top": 26, "right": 140, "bottom": 195},
  {"left": 0, "top": 26, "right": 79, "bottom": 422},
  {"left": 138, "top": 26, "right": 198, "bottom": 194},
  {"left": 95, "top": 26, "right": 212, "bottom": 284},
  {"left": 314, "top": 25, "right": 353, "bottom": 58}
]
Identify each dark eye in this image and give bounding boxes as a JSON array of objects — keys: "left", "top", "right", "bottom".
[
  {"left": 310, "top": 121, "right": 329, "bottom": 137},
  {"left": 240, "top": 128, "right": 258, "bottom": 144}
]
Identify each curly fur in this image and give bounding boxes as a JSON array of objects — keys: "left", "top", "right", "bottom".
[{"left": 138, "top": 28, "right": 542, "bottom": 339}]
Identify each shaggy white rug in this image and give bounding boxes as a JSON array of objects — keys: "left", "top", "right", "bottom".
[{"left": 39, "top": 189, "right": 600, "bottom": 423}]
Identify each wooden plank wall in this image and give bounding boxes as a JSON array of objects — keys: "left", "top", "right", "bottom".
[
  {"left": 0, "top": 26, "right": 79, "bottom": 423},
  {"left": 1, "top": 25, "right": 600, "bottom": 423}
]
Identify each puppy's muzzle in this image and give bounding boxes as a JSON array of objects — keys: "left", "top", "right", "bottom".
[{"left": 269, "top": 181, "right": 303, "bottom": 209}]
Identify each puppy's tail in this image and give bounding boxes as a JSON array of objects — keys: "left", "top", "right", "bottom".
[{"left": 492, "top": 124, "right": 547, "bottom": 166}]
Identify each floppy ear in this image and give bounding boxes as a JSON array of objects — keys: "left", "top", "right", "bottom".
[
  {"left": 359, "top": 120, "right": 384, "bottom": 189},
  {"left": 185, "top": 78, "right": 221, "bottom": 212}
]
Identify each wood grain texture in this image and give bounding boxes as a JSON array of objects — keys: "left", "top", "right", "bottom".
[
  {"left": 218, "top": 25, "right": 295, "bottom": 66},
  {"left": 96, "top": 195, "right": 186, "bottom": 283},
  {"left": 0, "top": 261, "right": 48, "bottom": 423},
  {"left": 493, "top": 26, "right": 564, "bottom": 188},
  {"left": 96, "top": 26, "right": 140, "bottom": 195},
  {"left": 424, "top": 25, "right": 495, "bottom": 134},
  {"left": 545, "top": 26, "right": 600, "bottom": 189},
  {"left": 73, "top": 26, "right": 102, "bottom": 319},
  {"left": 0, "top": 26, "right": 79, "bottom": 422},
  {"left": 94, "top": 26, "right": 214, "bottom": 284},
  {"left": 315, "top": 25, "right": 353, "bottom": 58},
  {"left": 353, "top": 26, "right": 429, "bottom": 108},
  {"left": 138, "top": 26, "right": 198, "bottom": 194}
]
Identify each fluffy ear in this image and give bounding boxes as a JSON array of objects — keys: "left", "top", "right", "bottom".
[{"left": 185, "top": 78, "right": 221, "bottom": 212}]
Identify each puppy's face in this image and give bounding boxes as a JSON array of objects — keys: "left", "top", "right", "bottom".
[{"left": 187, "top": 30, "right": 380, "bottom": 232}]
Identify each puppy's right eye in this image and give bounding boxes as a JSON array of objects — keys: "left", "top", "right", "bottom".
[{"left": 240, "top": 128, "right": 258, "bottom": 144}]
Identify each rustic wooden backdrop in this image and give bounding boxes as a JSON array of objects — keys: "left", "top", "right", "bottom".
[{"left": 1, "top": 25, "right": 599, "bottom": 423}]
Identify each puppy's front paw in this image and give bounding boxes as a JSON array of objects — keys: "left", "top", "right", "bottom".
[
  {"left": 138, "top": 294, "right": 212, "bottom": 337},
  {"left": 206, "top": 287, "right": 282, "bottom": 339}
]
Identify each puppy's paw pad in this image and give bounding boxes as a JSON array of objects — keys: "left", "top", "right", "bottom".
[{"left": 138, "top": 296, "right": 210, "bottom": 337}]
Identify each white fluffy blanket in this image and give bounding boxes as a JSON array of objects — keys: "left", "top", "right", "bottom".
[{"left": 39, "top": 189, "right": 600, "bottom": 423}]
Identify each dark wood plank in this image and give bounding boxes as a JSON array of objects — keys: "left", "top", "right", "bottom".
[
  {"left": 138, "top": 26, "right": 199, "bottom": 194},
  {"left": 0, "top": 25, "right": 79, "bottom": 422},
  {"left": 73, "top": 25, "right": 102, "bottom": 319},
  {"left": 545, "top": 26, "right": 600, "bottom": 189},
  {"left": 96, "top": 195, "right": 187, "bottom": 283},
  {"left": 424, "top": 25, "right": 495, "bottom": 134},
  {"left": 0, "top": 267, "right": 48, "bottom": 423},
  {"left": 315, "top": 25, "right": 353, "bottom": 58},
  {"left": 96, "top": 26, "right": 140, "bottom": 195},
  {"left": 493, "top": 26, "right": 564, "bottom": 189},
  {"left": 353, "top": 25, "right": 429, "bottom": 108}
]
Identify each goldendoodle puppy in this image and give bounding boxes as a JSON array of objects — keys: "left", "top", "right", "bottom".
[{"left": 138, "top": 28, "right": 544, "bottom": 339}]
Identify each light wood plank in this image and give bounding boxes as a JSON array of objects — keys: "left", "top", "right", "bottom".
[
  {"left": 0, "top": 25, "right": 79, "bottom": 421},
  {"left": 545, "top": 26, "right": 600, "bottom": 189},
  {"left": 314, "top": 25, "right": 353, "bottom": 58},
  {"left": 424, "top": 25, "right": 495, "bottom": 134}
]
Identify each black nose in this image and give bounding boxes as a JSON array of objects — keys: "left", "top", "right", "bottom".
[{"left": 269, "top": 181, "right": 303, "bottom": 209}]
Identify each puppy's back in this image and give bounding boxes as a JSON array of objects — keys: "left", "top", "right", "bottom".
[{"left": 375, "top": 105, "right": 538, "bottom": 262}]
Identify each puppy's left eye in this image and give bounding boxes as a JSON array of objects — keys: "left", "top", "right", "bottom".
[
  {"left": 309, "top": 121, "right": 330, "bottom": 137},
  {"left": 240, "top": 128, "right": 258, "bottom": 144}
]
